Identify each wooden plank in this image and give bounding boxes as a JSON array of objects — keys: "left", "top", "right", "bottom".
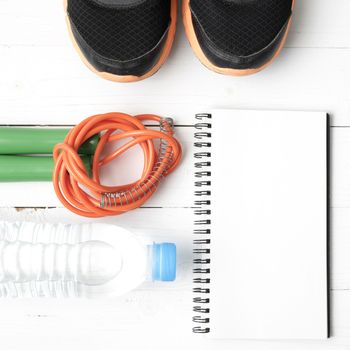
[
  {"left": 0, "top": 45, "right": 349, "bottom": 126},
  {"left": 1, "top": 203, "right": 349, "bottom": 291},
  {"left": 0, "top": 289, "right": 348, "bottom": 348},
  {"left": 0, "top": 126, "right": 349, "bottom": 208},
  {"left": 289, "top": 0, "right": 350, "bottom": 48},
  {"left": 0, "top": 207, "right": 348, "bottom": 348},
  {"left": 331, "top": 208, "right": 350, "bottom": 291},
  {"left": 0, "top": 0, "right": 349, "bottom": 48},
  {"left": 331, "top": 128, "right": 350, "bottom": 208},
  {"left": 0, "top": 0, "right": 350, "bottom": 127}
]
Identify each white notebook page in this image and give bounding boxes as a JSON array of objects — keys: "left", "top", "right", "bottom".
[{"left": 209, "top": 110, "right": 328, "bottom": 339}]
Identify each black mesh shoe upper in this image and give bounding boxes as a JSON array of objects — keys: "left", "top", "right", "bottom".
[
  {"left": 189, "top": 0, "right": 293, "bottom": 70},
  {"left": 67, "top": 0, "right": 172, "bottom": 76}
]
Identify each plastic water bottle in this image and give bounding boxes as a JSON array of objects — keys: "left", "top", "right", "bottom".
[{"left": 0, "top": 221, "right": 176, "bottom": 298}]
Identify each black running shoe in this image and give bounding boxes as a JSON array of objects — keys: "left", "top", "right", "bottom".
[
  {"left": 183, "top": 0, "right": 294, "bottom": 76},
  {"left": 65, "top": 0, "right": 177, "bottom": 82}
]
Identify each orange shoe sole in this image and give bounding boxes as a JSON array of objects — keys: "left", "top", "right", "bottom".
[
  {"left": 182, "top": 0, "right": 295, "bottom": 76},
  {"left": 64, "top": 0, "right": 178, "bottom": 83}
]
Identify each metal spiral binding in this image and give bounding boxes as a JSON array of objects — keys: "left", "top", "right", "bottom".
[
  {"left": 193, "top": 113, "right": 212, "bottom": 334},
  {"left": 100, "top": 118, "right": 174, "bottom": 208}
]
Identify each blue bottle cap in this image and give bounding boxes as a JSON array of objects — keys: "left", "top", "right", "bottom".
[{"left": 152, "top": 243, "right": 176, "bottom": 282}]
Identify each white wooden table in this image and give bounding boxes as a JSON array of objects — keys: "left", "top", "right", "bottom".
[{"left": 0, "top": 1, "right": 349, "bottom": 349}]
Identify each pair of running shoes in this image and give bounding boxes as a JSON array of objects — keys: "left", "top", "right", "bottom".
[{"left": 65, "top": 0, "right": 294, "bottom": 82}]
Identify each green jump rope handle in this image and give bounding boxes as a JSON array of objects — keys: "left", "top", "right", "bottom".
[
  {"left": 0, "top": 155, "right": 92, "bottom": 182},
  {"left": 0, "top": 128, "right": 99, "bottom": 155}
]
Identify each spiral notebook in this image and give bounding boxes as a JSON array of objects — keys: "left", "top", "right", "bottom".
[{"left": 192, "top": 110, "right": 329, "bottom": 339}]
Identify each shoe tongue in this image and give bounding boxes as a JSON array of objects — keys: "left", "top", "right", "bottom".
[{"left": 91, "top": 0, "right": 148, "bottom": 6}]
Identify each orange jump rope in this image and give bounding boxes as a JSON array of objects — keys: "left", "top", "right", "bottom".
[{"left": 53, "top": 113, "right": 182, "bottom": 218}]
